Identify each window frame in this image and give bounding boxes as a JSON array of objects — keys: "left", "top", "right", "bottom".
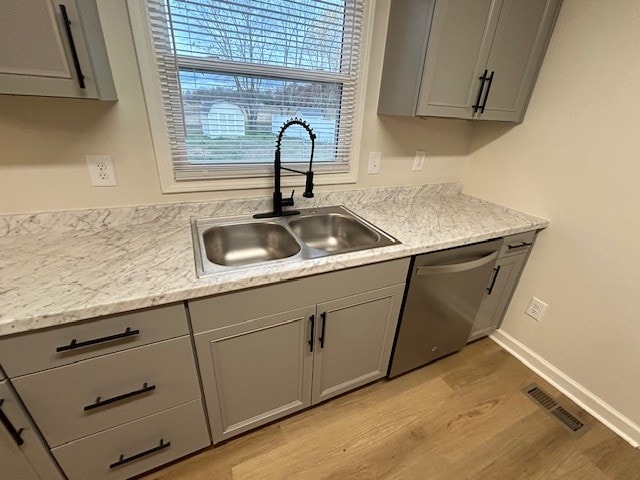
[{"left": 127, "top": 0, "right": 374, "bottom": 194}]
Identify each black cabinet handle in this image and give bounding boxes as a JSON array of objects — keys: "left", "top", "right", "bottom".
[
  {"left": 109, "top": 438, "right": 171, "bottom": 469},
  {"left": 308, "top": 315, "right": 315, "bottom": 352},
  {"left": 480, "top": 71, "right": 495, "bottom": 113},
  {"left": 84, "top": 383, "right": 156, "bottom": 412},
  {"left": 59, "top": 4, "right": 86, "bottom": 89},
  {"left": 319, "top": 312, "right": 327, "bottom": 348},
  {"left": 486, "top": 266, "right": 501, "bottom": 295},
  {"left": 472, "top": 69, "right": 489, "bottom": 114},
  {"left": 56, "top": 327, "right": 140, "bottom": 352},
  {"left": 0, "top": 399, "right": 24, "bottom": 446}
]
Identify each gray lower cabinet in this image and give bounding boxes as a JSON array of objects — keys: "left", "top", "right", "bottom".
[
  {"left": 469, "top": 231, "right": 537, "bottom": 341},
  {"left": 0, "top": 303, "right": 189, "bottom": 378},
  {"left": 0, "top": 380, "right": 64, "bottom": 480},
  {"left": 12, "top": 337, "right": 202, "bottom": 448},
  {"left": 195, "top": 307, "right": 315, "bottom": 442},
  {"left": 312, "top": 286, "right": 404, "bottom": 404},
  {"left": 378, "top": 0, "right": 562, "bottom": 122},
  {"left": 190, "top": 259, "right": 409, "bottom": 443},
  {"left": 51, "top": 399, "right": 209, "bottom": 480},
  {"left": 0, "top": 303, "right": 209, "bottom": 480},
  {"left": 0, "top": 0, "right": 116, "bottom": 99}
]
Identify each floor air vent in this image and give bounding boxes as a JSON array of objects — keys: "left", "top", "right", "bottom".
[{"left": 522, "top": 384, "right": 588, "bottom": 435}]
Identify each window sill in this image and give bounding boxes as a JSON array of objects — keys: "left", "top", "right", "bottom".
[{"left": 158, "top": 170, "right": 358, "bottom": 194}]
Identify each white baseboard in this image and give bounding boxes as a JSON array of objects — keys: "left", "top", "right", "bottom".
[{"left": 490, "top": 329, "right": 640, "bottom": 448}]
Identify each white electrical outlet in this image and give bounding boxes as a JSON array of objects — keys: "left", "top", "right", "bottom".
[
  {"left": 367, "top": 151, "right": 381, "bottom": 174},
  {"left": 86, "top": 154, "right": 117, "bottom": 187},
  {"left": 413, "top": 150, "right": 426, "bottom": 171},
  {"left": 526, "top": 297, "right": 549, "bottom": 322}
]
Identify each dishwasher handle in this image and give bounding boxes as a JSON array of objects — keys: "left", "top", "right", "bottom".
[{"left": 415, "top": 250, "right": 499, "bottom": 276}]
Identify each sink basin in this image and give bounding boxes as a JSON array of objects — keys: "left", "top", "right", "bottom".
[
  {"left": 192, "top": 206, "right": 400, "bottom": 276},
  {"left": 201, "top": 222, "right": 300, "bottom": 267},
  {"left": 289, "top": 213, "right": 380, "bottom": 252}
]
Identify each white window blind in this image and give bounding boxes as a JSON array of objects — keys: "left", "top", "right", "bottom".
[{"left": 145, "top": 0, "right": 365, "bottom": 181}]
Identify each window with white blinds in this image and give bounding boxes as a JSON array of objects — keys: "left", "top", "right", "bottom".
[{"left": 145, "top": 0, "right": 365, "bottom": 181}]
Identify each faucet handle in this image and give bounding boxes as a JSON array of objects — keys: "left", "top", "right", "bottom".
[
  {"left": 282, "top": 190, "right": 295, "bottom": 207},
  {"left": 303, "top": 171, "right": 314, "bottom": 198}
]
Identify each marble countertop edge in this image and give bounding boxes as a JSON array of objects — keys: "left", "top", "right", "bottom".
[
  {"left": 0, "top": 216, "right": 548, "bottom": 337},
  {"left": 0, "top": 184, "right": 551, "bottom": 337}
]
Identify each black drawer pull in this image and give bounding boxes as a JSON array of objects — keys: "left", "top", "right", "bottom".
[
  {"left": 0, "top": 399, "right": 24, "bottom": 446},
  {"left": 59, "top": 4, "right": 86, "bottom": 89},
  {"left": 479, "top": 70, "right": 495, "bottom": 113},
  {"left": 319, "top": 312, "right": 327, "bottom": 348},
  {"left": 84, "top": 383, "right": 156, "bottom": 412},
  {"left": 56, "top": 327, "right": 140, "bottom": 352},
  {"left": 308, "top": 315, "right": 315, "bottom": 352},
  {"left": 507, "top": 241, "right": 532, "bottom": 250},
  {"left": 472, "top": 69, "right": 488, "bottom": 114},
  {"left": 486, "top": 266, "right": 501, "bottom": 295},
  {"left": 109, "top": 438, "right": 170, "bottom": 469}
]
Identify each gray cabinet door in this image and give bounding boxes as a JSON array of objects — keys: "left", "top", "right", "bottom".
[
  {"left": 380, "top": 0, "right": 561, "bottom": 122},
  {"left": 469, "top": 253, "right": 527, "bottom": 341},
  {"left": 311, "top": 285, "right": 404, "bottom": 404},
  {"left": 0, "top": 429, "right": 41, "bottom": 480},
  {"left": 480, "top": 0, "right": 562, "bottom": 121},
  {"left": 0, "top": 0, "right": 116, "bottom": 99},
  {"left": 195, "top": 307, "right": 315, "bottom": 443},
  {"left": 416, "top": 0, "right": 501, "bottom": 118},
  {"left": 0, "top": 380, "right": 64, "bottom": 480}
]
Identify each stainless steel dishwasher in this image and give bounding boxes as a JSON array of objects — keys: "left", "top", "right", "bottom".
[{"left": 389, "top": 238, "right": 503, "bottom": 378}]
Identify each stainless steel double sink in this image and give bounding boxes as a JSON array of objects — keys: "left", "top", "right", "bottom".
[{"left": 191, "top": 206, "right": 400, "bottom": 276}]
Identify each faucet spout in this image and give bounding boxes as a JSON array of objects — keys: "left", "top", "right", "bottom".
[{"left": 254, "top": 117, "right": 316, "bottom": 219}]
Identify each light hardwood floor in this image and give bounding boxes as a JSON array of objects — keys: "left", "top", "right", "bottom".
[{"left": 140, "top": 338, "right": 640, "bottom": 480}]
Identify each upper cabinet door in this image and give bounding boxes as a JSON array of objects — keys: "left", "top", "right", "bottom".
[
  {"left": 480, "top": 0, "right": 562, "bottom": 121},
  {"left": 0, "top": 0, "right": 116, "bottom": 100},
  {"left": 379, "top": 0, "right": 561, "bottom": 123},
  {"left": 416, "top": 0, "right": 501, "bottom": 118}
]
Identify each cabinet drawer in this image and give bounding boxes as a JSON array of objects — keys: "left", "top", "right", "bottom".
[
  {"left": 500, "top": 230, "right": 537, "bottom": 257},
  {"left": 0, "top": 303, "right": 189, "bottom": 377},
  {"left": 52, "top": 399, "right": 210, "bottom": 480},
  {"left": 189, "top": 258, "right": 410, "bottom": 333},
  {"left": 12, "top": 337, "right": 201, "bottom": 447}
]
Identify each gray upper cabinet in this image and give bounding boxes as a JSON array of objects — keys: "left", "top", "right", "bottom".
[
  {"left": 379, "top": 0, "right": 562, "bottom": 123},
  {"left": 0, "top": 0, "right": 116, "bottom": 100},
  {"left": 416, "top": 0, "right": 499, "bottom": 120}
]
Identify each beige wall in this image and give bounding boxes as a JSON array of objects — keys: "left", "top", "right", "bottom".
[
  {"left": 464, "top": 0, "right": 640, "bottom": 427},
  {"left": 0, "top": 0, "right": 470, "bottom": 215}
]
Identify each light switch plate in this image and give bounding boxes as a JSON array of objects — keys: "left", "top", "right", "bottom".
[
  {"left": 367, "top": 151, "right": 381, "bottom": 174},
  {"left": 413, "top": 150, "right": 426, "bottom": 171}
]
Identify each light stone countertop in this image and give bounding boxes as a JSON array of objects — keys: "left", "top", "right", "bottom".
[{"left": 0, "top": 184, "right": 548, "bottom": 337}]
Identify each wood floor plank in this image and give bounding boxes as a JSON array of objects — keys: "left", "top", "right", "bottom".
[{"left": 139, "top": 338, "right": 640, "bottom": 480}]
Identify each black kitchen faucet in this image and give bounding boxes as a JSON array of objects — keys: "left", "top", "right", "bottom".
[{"left": 254, "top": 118, "right": 315, "bottom": 218}]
